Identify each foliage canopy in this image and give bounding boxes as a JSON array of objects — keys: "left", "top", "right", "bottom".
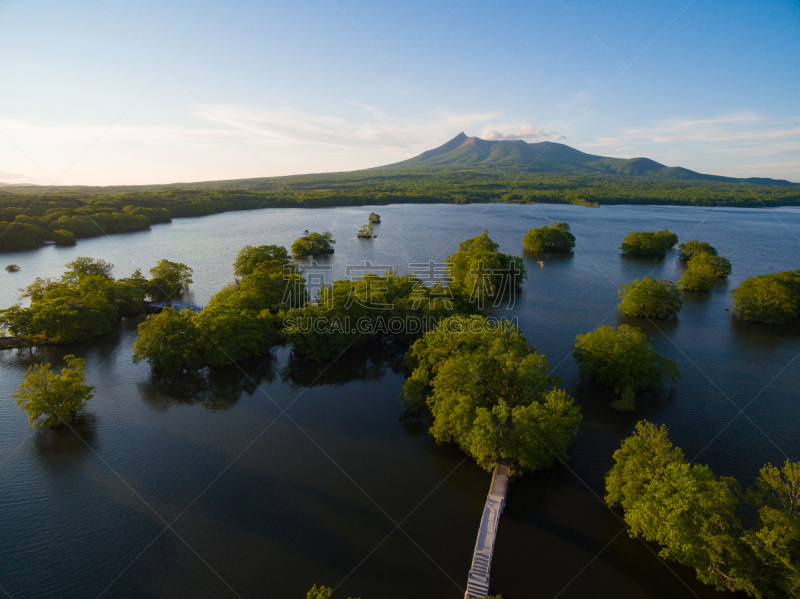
[
  {"left": 447, "top": 229, "right": 526, "bottom": 303},
  {"left": 522, "top": 222, "right": 576, "bottom": 252},
  {"left": 607, "top": 421, "right": 800, "bottom": 598},
  {"left": 730, "top": 270, "right": 800, "bottom": 324},
  {"left": 618, "top": 276, "right": 683, "bottom": 318},
  {"left": 620, "top": 229, "right": 678, "bottom": 257},
  {"left": 572, "top": 324, "right": 681, "bottom": 411},
  {"left": 12, "top": 355, "right": 95, "bottom": 429},
  {"left": 403, "top": 315, "right": 581, "bottom": 475},
  {"left": 291, "top": 231, "right": 335, "bottom": 256},
  {"left": 678, "top": 253, "right": 732, "bottom": 292}
]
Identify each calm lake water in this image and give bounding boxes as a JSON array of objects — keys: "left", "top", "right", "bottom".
[{"left": 1, "top": 203, "right": 799, "bottom": 599}]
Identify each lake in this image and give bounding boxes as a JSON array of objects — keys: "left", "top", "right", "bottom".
[{"left": 1, "top": 203, "right": 799, "bottom": 599}]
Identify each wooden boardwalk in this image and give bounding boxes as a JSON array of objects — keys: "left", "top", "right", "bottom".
[{"left": 464, "top": 461, "right": 510, "bottom": 599}]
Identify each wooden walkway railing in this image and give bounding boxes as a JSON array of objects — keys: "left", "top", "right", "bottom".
[
  {"left": 464, "top": 460, "right": 510, "bottom": 599},
  {"left": 147, "top": 301, "right": 203, "bottom": 314}
]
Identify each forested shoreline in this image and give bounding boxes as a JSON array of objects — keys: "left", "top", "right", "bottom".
[{"left": 2, "top": 167, "right": 799, "bottom": 251}]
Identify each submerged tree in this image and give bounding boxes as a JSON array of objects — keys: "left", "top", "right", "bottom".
[
  {"left": 618, "top": 276, "right": 683, "bottom": 318},
  {"left": 620, "top": 229, "right": 678, "bottom": 258},
  {"left": 447, "top": 230, "right": 525, "bottom": 304},
  {"left": 132, "top": 308, "right": 207, "bottom": 372},
  {"left": 291, "top": 231, "right": 335, "bottom": 256},
  {"left": 678, "top": 253, "right": 732, "bottom": 292},
  {"left": 148, "top": 259, "right": 193, "bottom": 301},
  {"left": 678, "top": 239, "right": 718, "bottom": 261},
  {"left": 356, "top": 223, "right": 375, "bottom": 238},
  {"left": 522, "top": 222, "right": 576, "bottom": 252},
  {"left": 233, "top": 244, "right": 290, "bottom": 277},
  {"left": 403, "top": 315, "right": 581, "bottom": 475},
  {"left": 13, "top": 355, "right": 95, "bottom": 429},
  {"left": 730, "top": 270, "right": 800, "bottom": 324},
  {"left": 572, "top": 324, "right": 681, "bottom": 411},
  {"left": 607, "top": 421, "right": 800, "bottom": 598}
]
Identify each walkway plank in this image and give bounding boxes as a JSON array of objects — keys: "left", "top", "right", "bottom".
[{"left": 464, "top": 461, "right": 510, "bottom": 599}]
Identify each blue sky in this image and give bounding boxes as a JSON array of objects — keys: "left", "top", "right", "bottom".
[{"left": 1, "top": 0, "right": 798, "bottom": 185}]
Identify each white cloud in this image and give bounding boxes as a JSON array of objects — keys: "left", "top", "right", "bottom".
[
  {"left": 480, "top": 124, "right": 559, "bottom": 142},
  {"left": 582, "top": 112, "right": 800, "bottom": 151},
  {"left": 577, "top": 111, "right": 800, "bottom": 180}
]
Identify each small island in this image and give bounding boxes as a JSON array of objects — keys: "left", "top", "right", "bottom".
[
  {"left": 522, "top": 222, "right": 576, "bottom": 252},
  {"left": 291, "top": 231, "right": 335, "bottom": 256},
  {"left": 368, "top": 212, "right": 381, "bottom": 224},
  {"left": 356, "top": 223, "right": 375, "bottom": 239},
  {"left": 730, "top": 269, "right": 800, "bottom": 323},
  {"left": 618, "top": 276, "right": 683, "bottom": 318},
  {"left": 620, "top": 229, "right": 678, "bottom": 257},
  {"left": 5, "top": 264, "right": 20, "bottom": 272}
]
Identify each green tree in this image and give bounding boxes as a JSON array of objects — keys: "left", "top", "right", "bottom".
[
  {"left": 132, "top": 308, "right": 207, "bottom": 372},
  {"left": 12, "top": 355, "right": 95, "bottom": 429},
  {"left": 291, "top": 231, "right": 335, "bottom": 256},
  {"left": 739, "top": 461, "right": 800, "bottom": 598},
  {"left": 51, "top": 229, "right": 77, "bottom": 246},
  {"left": 113, "top": 269, "right": 151, "bottom": 316},
  {"left": 678, "top": 239, "right": 718, "bottom": 261},
  {"left": 306, "top": 585, "right": 361, "bottom": 599},
  {"left": 678, "top": 253, "right": 732, "bottom": 292},
  {"left": 368, "top": 212, "right": 380, "bottom": 223},
  {"left": 62, "top": 257, "right": 114, "bottom": 285},
  {"left": 403, "top": 315, "right": 581, "bottom": 475},
  {"left": 572, "top": 325, "right": 681, "bottom": 411},
  {"left": 522, "top": 222, "right": 576, "bottom": 252},
  {"left": 620, "top": 229, "right": 678, "bottom": 257},
  {"left": 194, "top": 305, "right": 276, "bottom": 367},
  {"left": 356, "top": 223, "right": 374, "bottom": 238},
  {"left": 233, "top": 244, "right": 290, "bottom": 277},
  {"left": 730, "top": 270, "right": 800, "bottom": 324},
  {"left": 148, "top": 259, "right": 194, "bottom": 301},
  {"left": 447, "top": 230, "right": 526, "bottom": 302},
  {"left": 618, "top": 276, "right": 683, "bottom": 318},
  {"left": 606, "top": 422, "right": 800, "bottom": 598}
]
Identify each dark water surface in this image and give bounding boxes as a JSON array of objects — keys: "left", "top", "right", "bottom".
[{"left": 1, "top": 204, "right": 799, "bottom": 599}]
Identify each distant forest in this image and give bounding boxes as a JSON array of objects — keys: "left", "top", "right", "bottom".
[{"left": 2, "top": 167, "right": 799, "bottom": 251}]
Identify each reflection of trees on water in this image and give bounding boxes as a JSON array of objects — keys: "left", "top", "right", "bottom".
[
  {"left": 398, "top": 410, "right": 430, "bottom": 437},
  {"left": 139, "top": 354, "right": 277, "bottom": 412},
  {"left": 730, "top": 316, "right": 800, "bottom": 349},
  {"left": 33, "top": 413, "right": 97, "bottom": 468},
  {"left": 280, "top": 340, "right": 405, "bottom": 388}
]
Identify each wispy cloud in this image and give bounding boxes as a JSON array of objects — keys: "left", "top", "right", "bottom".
[
  {"left": 480, "top": 124, "right": 562, "bottom": 142},
  {"left": 583, "top": 111, "right": 800, "bottom": 152},
  {"left": 1, "top": 108, "right": 559, "bottom": 156},
  {"left": 578, "top": 111, "right": 800, "bottom": 179},
  {"left": 190, "top": 104, "right": 562, "bottom": 152}
]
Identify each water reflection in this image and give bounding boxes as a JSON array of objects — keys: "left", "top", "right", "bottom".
[
  {"left": 280, "top": 341, "right": 405, "bottom": 388},
  {"left": 521, "top": 250, "right": 575, "bottom": 263},
  {"left": 139, "top": 354, "right": 276, "bottom": 412},
  {"left": 615, "top": 314, "right": 681, "bottom": 337},
  {"left": 398, "top": 410, "right": 430, "bottom": 437},
  {"left": 33, "top": 413, "right": 97, "bottom": 468},
  {"left": 730, "top": 316, "right": 800, "bottom": 348}
]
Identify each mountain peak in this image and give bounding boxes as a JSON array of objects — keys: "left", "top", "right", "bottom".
[{"left": 385, "top": 134, "right": 797, "bottom": 185}]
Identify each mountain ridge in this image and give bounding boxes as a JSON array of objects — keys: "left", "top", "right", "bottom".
[{"left": 384, "top": 133, "right": 797, "bottom": 186}]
